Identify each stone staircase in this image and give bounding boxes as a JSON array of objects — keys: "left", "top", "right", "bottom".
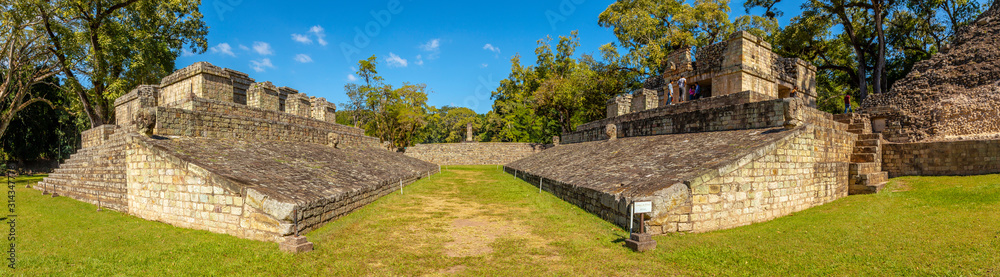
[
  {"left": 834, "top": 114, "right": 889, "bottom": 194},
  {"left": 36, "top": 126, "right": 130, "bottom": 211}
]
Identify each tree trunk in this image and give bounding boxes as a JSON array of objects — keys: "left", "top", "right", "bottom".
[
  {"left": 873, "top": 0, "right": 887, "bottom": 95},
  {"left": 835, "top": 6, "right": 870, "bottom": 101}
]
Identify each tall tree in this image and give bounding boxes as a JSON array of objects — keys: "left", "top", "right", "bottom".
[
  {"left": 598, "top": 0, "right": 777, "bottom": 77},
  {"left": 0, "top": 5, "right": 59, "bottom": 140},
  {"left": 33, "top": 0, "right": 207, "bottom": 128},
  {"left": 343, "top": 56, "right": 430, "bottom": 150}
]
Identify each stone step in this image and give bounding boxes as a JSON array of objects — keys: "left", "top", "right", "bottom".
[
  {"left": 851, "top": 153, "right": 878, "bottom": 163},
  {"left": 36, "top": 182, "right": 128, "bottom": 211},
  {"left": 47, "top": 172, "right": 127, "bottom": 181},
  {"left": 856, "top": 139, "right": 882, "bottom": 147},
  {"left": 849, "top": 162, "right": 882, "bottom": 175},
  {"left": 858, "top": 133, "right": 882, "bottom": 140},
  {"left": 51, "top": 167, "right": 124, "bottom": 174},
  {"left": 850, "top": 172, "right": 889, "bottom": 186},
  {"left": 849, "top": 182, "right": 887, "bottom": 195},
  {"left": 39, "top": 177, "right": 126, "bottom": 193}
]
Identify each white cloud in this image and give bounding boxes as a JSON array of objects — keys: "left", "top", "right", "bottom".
[
  {"left": 415, "top": 54, "right": 424, "bottom": 66},
  {"left": 210, "top": 43, "right": 236, "bottom": 57},
  {"left": 483, "top": 44, "right": 501, "bottom": 56},
  {"left": 420, "top": 39, "right": 440, "bottom": 52},
  {"left": 481, "top": 63, "right": 489, "bottom": 68},
  {"left": 309, "top": 25, "right": 327, "bottom": 46},
  {"left": 347, "top": 74, "right": 358, "bottom": 82},
  {"left": 250, "top": 58, "right": 274, "bottom": 72},
  {"left": 291, "top": 34, "right": 312, "bottom": 44},
  {"left": 252, "top": 42, "right": 273, "bottom": 56},
  {"left": 238, "top": 44, "right": 249, "bottom": 51},
  {"left": 385, "top": 52, "right": 408, "bottom": 68},
  {"left": 181, "top": 48, "right": 195, "bottom": 57},
  {"left": 294, "top": 54, "right": 313, "bottom": 63}
]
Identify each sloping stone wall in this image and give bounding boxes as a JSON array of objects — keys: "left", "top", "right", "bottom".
[
  {"left": 405, "top": 143, "right": 552, "bottom": 165},
  {"left": 882, "top": 139, "right": 1000, "bottom": 177},
  {"left": 154, "top": 98, "right": 378, "bottom": 149},
  {"left": 507, "top": 124, "right": 854, "bottom": 235}
]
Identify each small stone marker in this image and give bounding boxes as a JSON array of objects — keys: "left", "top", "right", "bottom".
[
  {"left": 279, "top": 235, "right": 314, "bottom": 253},
  {"left": 625, "top": 201, "right": 657, "bottom": 252},
  {"left": 606, "top": 124, "right": 618, "bottom": 141}
]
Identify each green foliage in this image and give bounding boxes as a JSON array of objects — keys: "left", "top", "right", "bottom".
[
  {"left": 0, "top": 77, "right": 79, "bottom": 162},
  {"left": 485, "top": 31, "right": 634, "bottom": 143},
  {"left": 598, "top": 0, "right": 778, "bottom": 77},
  {"left": 417, "top": 106, "right": 483, "bottom": 143},
  {"left": 342, "top": 56, "right": 430, "bottom": 150}
]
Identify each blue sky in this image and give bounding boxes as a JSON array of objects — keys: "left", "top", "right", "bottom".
[{"left": 177, "top": 0, "right": 813, "bottom": 113}]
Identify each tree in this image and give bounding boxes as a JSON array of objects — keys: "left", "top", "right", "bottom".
[
  {"left": 33, "top": 0, "right": 208, "bottom": 128},
  {"left": 343, "top": 56, "right": 430, "bottom": 151},
  {"left": 598, "top": 0, "right": 777, "bottom": 77},
  {"left": 0, "top": 5, "right": 59, "bottom": 140}
]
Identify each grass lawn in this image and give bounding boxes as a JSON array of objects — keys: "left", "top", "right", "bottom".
[{"left": 2, "top": 166, "right": 999, "bottom": 276}]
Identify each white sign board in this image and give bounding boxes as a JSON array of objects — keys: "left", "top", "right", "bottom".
[{"left": 632, "top": 201, "right": 652, "bottom": 214}]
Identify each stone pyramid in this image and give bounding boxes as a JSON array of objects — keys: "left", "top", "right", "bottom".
[{"left": 862, "top": 1, "right": 1000, "bottom": 142}]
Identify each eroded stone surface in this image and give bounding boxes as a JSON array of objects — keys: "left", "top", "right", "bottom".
[{"left": 862, "top": 2, "right": 1000, "bottom": 142}]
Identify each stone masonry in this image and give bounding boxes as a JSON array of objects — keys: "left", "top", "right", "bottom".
[
  {"left": 38, "top": 62, "right": 437, "bottom": 244},
  {"left": 509, "top": 95, "right": 857, "bottom": 234},
  {"left": 405, "top": 143, "right": 552, "bottom": 165},
  {"left": 620, "top": 31, "right": 817, "bottom": 119}
]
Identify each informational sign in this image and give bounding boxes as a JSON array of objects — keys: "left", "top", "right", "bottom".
[{"left": 632, "top": 201, "right": 652, "bottom": 214}]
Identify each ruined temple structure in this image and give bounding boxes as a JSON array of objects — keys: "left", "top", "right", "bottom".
[
  {"left": 495, "top": 28, "right": 1000, "bottom": 235},
  {"left": 37, "top": 62, "right": 437, "bottom": 245},
  {"left": 607, "top": 31, "right": 818, "bottom": 119},
  {"left": 862, "top": 1, "right": 1000, "bottom": 143}
]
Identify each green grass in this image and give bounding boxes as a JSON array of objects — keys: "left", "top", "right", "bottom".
[{"left": 2, "top": 167, "right": 999, "bottom": 276}]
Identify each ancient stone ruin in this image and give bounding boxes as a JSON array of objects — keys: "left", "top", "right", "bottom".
[
  {"left": 862, "top": 1, "right": 1000, "bottom": 143},
  {"left": 607, "top": 31, "right": 818, "bottom": 119},
  {"left": 38, "top": 62, "right": 437, "bottom": 246},
  {"left": 497, "top": 30, "right": 999, "bottom": 235}
]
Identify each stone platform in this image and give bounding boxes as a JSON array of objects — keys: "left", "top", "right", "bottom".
[
  {"left": 507, "top": 97, "right": 856, "bottom": 234},
  {"left": 38, "top": 62, "right": 437, "bottom": 243}
]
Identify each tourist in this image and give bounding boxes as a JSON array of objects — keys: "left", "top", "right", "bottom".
[
  {"left": 696, "top": 86, "right": 701, "bottom": 100},
  {"left": 689, "top": 87, "right": 696, "bottom": 101},
  {"left": 678, "top": 77, "right": 687, "bottom": 102},
  {"left": 790, "top": 86, "right": 798, "bottom": 98},
  {"left": 844, "top": 93, "right": 853, "bottom": 114}
]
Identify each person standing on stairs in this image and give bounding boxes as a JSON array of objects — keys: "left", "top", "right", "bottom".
[{"left": 844, "top": 93, "right": 853, "bottom": 114}]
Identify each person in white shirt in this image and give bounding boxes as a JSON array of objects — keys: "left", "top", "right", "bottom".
[{"left": 678, "top": 77, "right": 687, "bottom": 102}]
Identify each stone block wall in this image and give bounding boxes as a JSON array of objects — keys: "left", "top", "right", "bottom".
[
  {"left": 159, "top": 62, "right": 240, "bottom": 107},
  {"left": 286, "top": 93, "right": 311, "bottom": 118},
  {"left": 678, "top": 126, "right": 852, "bottom": 233},
  {"left": 248, "top": 82, "right": 280, "bottom": 111},
  {"left": 607, "top": 94, "right": 633, "bottom": 119},
  {"left": 310, "top": 97, "right": 336, "bottom": 123},
  {"left": 114, "top": 85, "right": 160, "bottom": 128},
  {"left": 82, "top": 125, "right": 118, "bottom": 149},
  {"left": 405, "top": 143, "right": 552, "bottom": 165},
  {"left": 227, "top": 69, "right": 254, "bottom": 105},
  {"left": 174, "top": 97, "right": 363, "bottom": 135},
  {"left": 882, "top": 139, "right": 1000, "bottom": 177},
  {"left": 278, "top": 87, "right": 298, "bottom": 112},
  {"left": 507, "top": 124, "right": 855, "bottom": 235},
  {"left": 154, "top": 103, "right": 379, "bottom": 149},
  {"left": 125, "top": 139, "right": 278, "bottom": 240},
  {"left": 567, "top": 92, "right": 789, "bottom": 144}
]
